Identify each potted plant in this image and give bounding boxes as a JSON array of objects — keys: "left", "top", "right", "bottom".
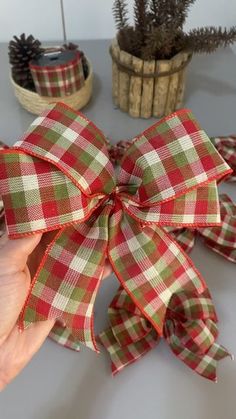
[{"left": 111, "top": 0, "right": 236, "bottom": 118}]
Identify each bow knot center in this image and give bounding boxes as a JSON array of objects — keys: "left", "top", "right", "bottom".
[{"left": 107, "top": 186, "right": 121, "bottom": 203}]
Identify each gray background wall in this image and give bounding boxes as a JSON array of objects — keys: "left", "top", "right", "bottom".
[{"left": 0, "top": 0, "right": 236, "bottom": 43}]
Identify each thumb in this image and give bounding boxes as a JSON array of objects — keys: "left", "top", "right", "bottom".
[
  {"left": 0, "top": 319, "right": 55, "bottom": 391},
  {"left": 0, "top": 233, "right": 42, "bottom": 344},
  {"left": 0, "top": 233, "right": 42, "bottom": 275}
]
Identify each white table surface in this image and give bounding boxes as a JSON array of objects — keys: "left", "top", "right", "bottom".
[{"left": 0, "top": 40, "right": 236, "bottom": 419}]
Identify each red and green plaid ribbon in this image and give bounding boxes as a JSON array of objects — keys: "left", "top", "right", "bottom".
[
  {"left": 168, "top": 194, "right": 236, "bottom": 263},
  {"left": 0, "top": 141, "right": 8, "bottom": 236},
  {"left": 212, "top": 136, "right": 236, "bottom": 182},
  {"left": 110, "top": 135, "right": 236, "bottom": 182},
  {"left": 0, "top": 104, "right": 232, "bottom": 379},
  {"left": 30, "top": 52, "right": 85, "bottom": 97},
  {"left": 99, "top": 287, "right": 231, "bottom": 381}
]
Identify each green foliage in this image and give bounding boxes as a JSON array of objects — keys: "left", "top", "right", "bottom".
[{"left": 113, "top": 0, "right": 236, "bottom": 60}]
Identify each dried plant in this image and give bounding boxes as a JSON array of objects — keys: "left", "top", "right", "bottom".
[
  {"left": 112, "top": 0, "right": 236, "bottom": 60},
  {"left": 113, "top": 0, "right": 129, "bottom": 29}
]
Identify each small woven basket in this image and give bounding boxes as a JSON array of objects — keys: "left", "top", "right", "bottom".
[{"left": 10, "top": 60, "right": 93, "bottom": 115}]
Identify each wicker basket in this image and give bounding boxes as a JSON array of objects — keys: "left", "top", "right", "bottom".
[
  {"left": 111, "top": 38, "right": 192, "bottom": 119},
  {"left": 10, "top": 61, "right": 93, "bottom": 115}
]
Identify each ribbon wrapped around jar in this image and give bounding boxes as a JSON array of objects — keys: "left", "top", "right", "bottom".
[{"left": 29, "top": 50, "right": 85, "bottom": 97}]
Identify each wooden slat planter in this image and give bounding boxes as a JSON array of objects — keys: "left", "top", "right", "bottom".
[{"left": 110, "top": 38, "right": 192, "bottom": 119}]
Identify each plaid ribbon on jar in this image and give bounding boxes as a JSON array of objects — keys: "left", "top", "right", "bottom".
[
  {"left": 0, "top": 103, "right": 233, "bottom": 380},
  {"left": 30, "top": 52, "right": 85, "bottom": 97}
]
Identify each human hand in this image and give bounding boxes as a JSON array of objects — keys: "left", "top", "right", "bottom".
[{"left": 0, "top": 232, "right": 112, "bottom": 390}]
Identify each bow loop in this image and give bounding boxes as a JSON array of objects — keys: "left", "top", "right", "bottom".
[
  {"left": 121, "top": 181, "right": 224, "bottom": 227},
  {"left": 164, "top": 290, "right": 219, "bottom": 358},
  {"left": 163, "top": 290, "right": 231, "bottom": 381},
  {"left": 0, "top": 151, "right": 105, "bottom": 236},
  {"left": 166, "top": 289, "right": 217, "bottom": 322},
  {"left": 199, "top": 194, "right": 236, "bottom": 262},
  {"left": 0, "top": 103, "right": 117, "bottom": 237},
  {"left": 212, "top": 136, "right": 236, "bottom": 181},
  {"left": 169, "top": 194, "right": 236, "bottom": 263},
  {"left": 164, "top": 318, "right": 217, "bottom": 357},
  {"left": 11, "top": 102, "right": 115, "bottom": 195},
  {"left": 119, "top": 109, "right": 231, "bottom": 207}
]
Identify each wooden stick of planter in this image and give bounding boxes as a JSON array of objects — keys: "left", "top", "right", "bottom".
[
  {"left": 175, "top": 52, "right": 191, "bottom": 109},
  {"left": 165, "top": 53, "right": 183, "bottom": 116},
  {"left": 129, "top": 56, "right": 143, "bottom": 118},
  {"left": 118, "top": 50, "right": 132, "bottom": 112},
  {"left": 140, "top": 60, "right": 156, "bottom": 118},
  {"left": 152, "top": 59, "right": 172, "bottom": 118},
  {"left": 111, "top": 39, "right": 120, "bottom": 106}
]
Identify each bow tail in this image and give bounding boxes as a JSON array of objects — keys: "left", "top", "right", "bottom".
[
  {"left": 108, "top": 208, "right": 206, "bottom": 336},
  {"left": 98, "top": 287, "right": 159, "bottom": 375},
  {"left": 49, "top": 321, "right": 81, "bottom": 351},
  {"left": 164, "top": 319, "right": 231, "bottom": 382},
  {"left": 19, "top": 206, "right": 110, "bottom": 351},
  {"left": 164, "top": 327, "right": 231, "bottom": 381},
  {"left": 198, "top": 194, "right": 236, "bottom": 263}
]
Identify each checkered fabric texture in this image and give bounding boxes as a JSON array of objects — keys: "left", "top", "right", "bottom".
[
  {"left": 99, "top": 287, "right": 231, "bottom": 381},
  {"left": 212, "top": 136, "right": 236, "bottom": 182},
  {"left": 30, "top": 52, "right": 85, "bottom": 97},
  {"left": 0, "top": 199, "right": 4, "bottom": 237},
  {"left": 0, "top": 104, "right": 232, "bottom": 379},
  {"left": 99, "top": 287, "right": 159, "bottom": 375},
  {"left": 168, "top": 194, "right": 236, "bottom": 263},
  {"left": 0, "top": 140, "right": 8, "bottom": 237},
  {"left": 110, "top": 136, "right": 236, "bottom": 182}
]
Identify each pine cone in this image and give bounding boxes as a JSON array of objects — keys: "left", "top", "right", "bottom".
[{"left": 9, "top": 33, "right": 43, "bottom": 90}]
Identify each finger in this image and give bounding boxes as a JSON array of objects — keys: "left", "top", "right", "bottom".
[
  {"left": 103, "top": 260, "right": 112, "bottom": 279},
  {"left": 0, "top": 233, "right": 41, "bottom": 343},
  {"left": 0, "top": 233, "right": 42, "bottom": 275},
  {"left": 0, "top": 269, "right": 31, "bottom": 345},
  {"left": 0, "top": 319, "right": 55, "bottom": 391}
]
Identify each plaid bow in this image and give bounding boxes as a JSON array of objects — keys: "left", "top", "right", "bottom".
[
  {"left": 212, "top": 136, "right": 236, "bottom": 182},
  {"left": 168, "top": 194, "right": 236, "bottom": 263},
  {"left": 0, "top": 104, "right": 232, "bottom": 367},
  {"left": 99, "top": 287, "right": 231, "bottom": 381}
]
